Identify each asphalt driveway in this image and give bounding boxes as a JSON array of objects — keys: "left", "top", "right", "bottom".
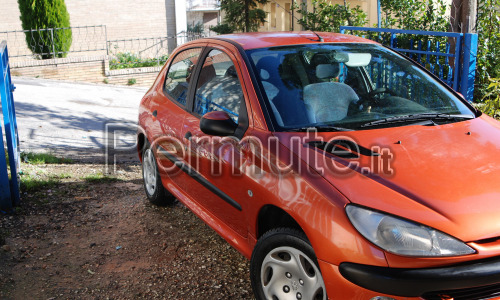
[{"left": 11, "top": 77, "right": 148, "bottom": 162}]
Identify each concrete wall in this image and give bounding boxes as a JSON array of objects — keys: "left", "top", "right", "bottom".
[{"left": 10, "top": 57, "right": 159, "bottom": 87}]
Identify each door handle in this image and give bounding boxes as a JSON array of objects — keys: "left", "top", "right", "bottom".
[
  {"left": 152, "top": 110, "right": 158, "bottom": 117},
  {"left": 184, "top": 131, "right": 192, "bottom": 140}
]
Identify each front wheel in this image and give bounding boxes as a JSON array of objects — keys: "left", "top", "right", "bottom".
[
  {"left": 142, "top": 142, "right": 175, "bottom": 206},
  {"left": 250, "top": 228, "right": 327, "bottom": 300}
]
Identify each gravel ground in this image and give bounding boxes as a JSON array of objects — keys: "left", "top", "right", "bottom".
[
  {"left": 0, "top": 162, "right": 253, "bottom": 299},
  {"left": 2, "top": 78, "right": 253, "bottom": 299}
]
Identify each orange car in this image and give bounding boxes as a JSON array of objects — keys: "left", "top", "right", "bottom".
[{"left": 137, "top": 32, "right": 500, "bottom": 300}]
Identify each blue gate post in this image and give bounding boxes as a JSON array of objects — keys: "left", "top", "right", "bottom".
[
  {"left": 459, "top": 33, "right": 478, "bottom": 102},
  {"left": 0, "top": 40, "right": 20, "bottom": 210},
  {"left": 0, "top": 123, "right": 11, "bottom": 209}
]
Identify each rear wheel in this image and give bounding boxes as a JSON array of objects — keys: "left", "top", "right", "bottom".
[
  {"left": 142, "top": 142, "right": 175, "bottom": 206},
  {"left": 251, "top": 228, "right": 327, "bottom": 300}
]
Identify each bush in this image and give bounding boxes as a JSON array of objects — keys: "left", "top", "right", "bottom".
[
  {"left": 377, "top": 0, "right": 449, "bottom": 50},
  {"left": 210, "top": 23, "right": 235, "bottom": 35},
  {"left": 109, "top": 52, "right": 169, "bottom": 70},
  {"left": 188, "top": 22, "right": 205, "bottom": 34},
  {"left": 296, "top": 0, "right": 368, "bottom": 32},
  {"left": 18, "top": 0, "right": 72, "bottom": 59},
  {"left": 379, "top": 0, "right": 449, "bottom": 32},
  {"left": 475, "top": 0, "right": 500, "bottom": 101},
  {"left": 480, "top": 78, "right": 500, "bottom": 119}
]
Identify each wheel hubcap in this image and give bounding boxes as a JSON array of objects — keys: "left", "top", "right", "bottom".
[
  {"left": 143, "top": 148, "right": 157, "bottom": 196},
  {"left": 261, "top": 246, "right": 326, "bottom": 300}
]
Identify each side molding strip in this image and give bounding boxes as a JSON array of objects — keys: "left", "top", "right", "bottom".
[{"left": 158, "top": 146, "right": 242, "bottom": 211}]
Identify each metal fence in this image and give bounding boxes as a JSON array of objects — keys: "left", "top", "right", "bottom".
[
  {"left": 340, "top": 26, "right": 478, "bottom": 102},
  {"left": 0, "top": 25, "right": 108, "bottom": 59},
  {"left": 0, "top": 26, "right": 205, "bottom": 68},
  {"left": 107, "top": 32, "right": 204, "bottom": 69}
]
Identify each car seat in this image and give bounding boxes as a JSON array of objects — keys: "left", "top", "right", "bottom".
[{"left": 304, "top": 63, "right": 359, "bottom": 123}]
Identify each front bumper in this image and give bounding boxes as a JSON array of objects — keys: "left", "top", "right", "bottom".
[{"left": 339, "top": 255, "right": 500, "bottom": 298}]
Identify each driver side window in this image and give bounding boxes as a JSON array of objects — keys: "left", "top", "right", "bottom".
[{"left": 194, "top": 49, "right": 244, "bottom": 123}]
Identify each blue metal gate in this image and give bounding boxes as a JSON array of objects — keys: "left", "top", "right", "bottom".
[
  {"left": 0, "top": 40, "right": 20, "bottom": 210},
  {"left": 339, "top": 27, "right": 478, "bottom": 102}
]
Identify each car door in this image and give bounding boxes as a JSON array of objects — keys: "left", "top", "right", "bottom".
[
  {"left": 152, "top": 46, "right": 203, "bottom": 187},
  {"left": 180, "top": 45, "right": 252, "bottom": 238}
]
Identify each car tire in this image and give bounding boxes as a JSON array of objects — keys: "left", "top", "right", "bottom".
[
  {"left": 250, "top": 228, "right": 327, "bottom": 300},
  {"left": 142, "top": 141, "right": 175, "bottom": 206}
]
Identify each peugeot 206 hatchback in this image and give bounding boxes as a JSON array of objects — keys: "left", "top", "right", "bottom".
[{"left": 137, "top": 32, "right": 500, "bottom": 300}]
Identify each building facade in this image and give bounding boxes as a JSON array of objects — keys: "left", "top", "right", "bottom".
[
  {"left": 257, "top": 0, "right": 379, "bottom": 32},
  {"left": 187, "top": 0, "right": 221, "bottom": 35}
]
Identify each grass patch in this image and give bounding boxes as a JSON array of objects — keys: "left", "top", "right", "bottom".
[
  {"left": 20, "top": 176, "right": 59, "bottom": 192},
  {"left": 49, "top": 172, "right": 72, "bottom": 179},
  {"left": 21, "top": 152, "right": 73, "bottom": 164},
  {"left": 83, "top": 173, "right": 121, "bottom": 183}
]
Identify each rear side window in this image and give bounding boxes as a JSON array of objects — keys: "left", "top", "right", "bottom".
[{"left": 164, "top": 47, "right": 202, "bottom": 106}]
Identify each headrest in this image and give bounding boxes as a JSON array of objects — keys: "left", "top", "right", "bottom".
[
  {"left": 256, "top": 56, "right": 279, "bottom": 80},
  {"left": 310, "top": 53, "right": 330, "bottom": 66},
  {"left": 225, "top": 65, "right": 237, "bottom": 78},
  {"left": 316, "top": 63, "right": 340, "bottom": 79}
]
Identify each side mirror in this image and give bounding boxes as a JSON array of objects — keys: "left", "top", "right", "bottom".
[{"left": 200, "top": 111, "right": 238, "bottom": 136}]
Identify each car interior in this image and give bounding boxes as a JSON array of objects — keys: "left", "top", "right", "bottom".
[{"left": 248, "top": 44, "right": 472, "bottom": 130}]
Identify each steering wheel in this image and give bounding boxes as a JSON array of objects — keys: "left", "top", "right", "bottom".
[
  {"left": 369, "top": 87, "right": 397, "bottom": 98},
  {"left": 352, "top": 88, "right": 396, "bottom": 114}
]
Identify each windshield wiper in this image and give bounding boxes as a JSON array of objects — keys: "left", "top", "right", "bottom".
[
  {"left": 286, "top": 125, "right": 354, "bottom": 132},
  {"left": 360, "top": 113, "right": 474, "bottom": 128}
]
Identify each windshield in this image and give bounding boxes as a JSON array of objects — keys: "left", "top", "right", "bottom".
[{"left": 246, "top": 44, "right": 475, "bottom": 131}]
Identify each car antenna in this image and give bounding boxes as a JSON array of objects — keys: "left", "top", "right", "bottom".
[{"left": 311, "top": 30, "right": 324, "bottom": 42}]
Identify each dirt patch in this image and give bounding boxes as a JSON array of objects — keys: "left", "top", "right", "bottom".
[{"left": 0, "top": 163, "right": 253, "bottom": 299}]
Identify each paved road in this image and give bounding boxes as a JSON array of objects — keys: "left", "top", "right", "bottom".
[{"left": 11, "top": 77, "right": 148, "bottom": 163}]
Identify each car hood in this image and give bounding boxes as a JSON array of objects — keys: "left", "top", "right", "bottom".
[{"left": 274, "top": 115, "right": 500, "bottom": 242}]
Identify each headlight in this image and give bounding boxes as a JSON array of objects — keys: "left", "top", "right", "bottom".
[{"left": 346, "top": 205, "right": 476, "bottom": 257}]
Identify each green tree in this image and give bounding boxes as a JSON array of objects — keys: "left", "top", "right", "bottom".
[
  {"left": 210, "top": 23, "right": 235, "bottom": 35},
  {"left": 297, "top": 0, "right": 367, "bottom": 32},
  {"left": 219, "top": 0, "right": 269, "bottom": 32},
  {"left": 373, "top": 0, "right": 450, "bottom": 76},
  {"left": 380, "top": 0, "right": 449, "bottom": 31},
  {"left": 18, "top": 0, "right": 72, "bottom": 59},
  {"left": 188, "top": 22, "right": 205, "bottom": 34},
  {"left": 475, "top": 0, "right": 500, "bottom": 100}
]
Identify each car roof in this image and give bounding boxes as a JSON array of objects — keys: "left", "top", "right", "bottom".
[{"left": 198, "top": 31, "right": 378, "bottom": 50}]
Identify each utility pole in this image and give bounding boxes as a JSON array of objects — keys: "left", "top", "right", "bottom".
[
  {"left": 451, "top": 0, "right": 478, "bottom": 33},
  {"left": 245, "top": 0, "right": 250, "bottom": 32}
]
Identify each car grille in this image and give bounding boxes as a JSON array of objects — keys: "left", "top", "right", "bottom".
[{"left": 422, "top": 282, "right": 500, "bottom": 300}]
